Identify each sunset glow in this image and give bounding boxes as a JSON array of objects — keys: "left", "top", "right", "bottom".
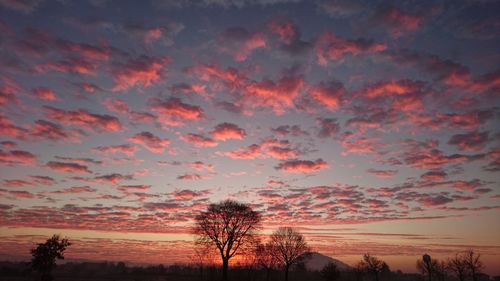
[{"left": 1, "top": 0, "right": 499, "bottom": 276}]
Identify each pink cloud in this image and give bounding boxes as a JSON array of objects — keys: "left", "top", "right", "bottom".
[
  {"left": 176, "top": 173, "right": 206, "bottom": 181},
  {"left": 30, "top": 120, "right": 84, "bottom": 142},
  {"left": 242, "top": 74, "right": 304, "bottom": 115},
  {"left": 128, "top": 131, "right": 170, "bottom": 153},
  {"left": 149, "top": 97, "right": 204, "bottom": 126},
  {"left": 189, "top": 161, "right": 214, "bottom": 172},
  {"left": 168, "top": 189, "right": 211, "bottom": 200},
  {"left": 46, "top": 161, "right": 91, "bottom": 173},
  {"left": 315, "top": 32, "right": 386, "bottom": 65},
  {"left": 35, "top": 58, "right": 97, "bottom": 75},
  {"left": 117, "top": 185, "right": 151, "bottom": 192},
  {"left": 420, "top": 170, "right": 447, "bottom": 181},
  {"left": 3, "top": 179, "right": 32, "bottom": 187},
  {"left": 376, "top": 7, "right": 425, "bottom": 37},
  {"left": 0, "top": 149, "right": 36, "bottom": 165},
  {"left": 50, "top": 186, "right": 96, "bottom": 194},
  {"left": 180, "top": 133, "right": 217, "bottom": 147},
  {"left": 276, "top": 158, "right": 329, "bottom": 173},
  {"left": 222, "top": 144, "right": 262, "bottom": 159},
  {"left": 219, "top": 28, "right": 266, "bottom": 61},
  {"left": 366, "top": 169, "right": 398, "bottom": 178},
  {"left": 310, "top": 82, "right": 344, "bottom": 110},
  {"left": 448, "top": 131, "right": 489, "bottom": 152},
  {"left": 210, "top": 122, "right": 246, "bottom": 141},
  {"left": 111, "top": 56, "right": 170, "bottom": 92},
  {"left": 360, "top": 80, "right": 423, "bottom": 98},
  {"left": 267, "top": 146, "right": 299, "bottom": 160},
  {"left": 31, "top": 87, "right": 57, "bottom": 101},
  {"left": 44, "top": 106, "right": 123, "bottom": 132},
  {"left": 95, "top": 173, "right": 133, "bottom": 184},
  {"left": 268, "top": 17, "right": 299, "bottom": 44},
  {"left": 0, "top": 114, "right": 27, "bottom": 139},
  {"left": 317, "top": 118, "right": 340, "bottom": 138},
  {"left": 92, "top": 144, "right": 137, "bottom": 156}
]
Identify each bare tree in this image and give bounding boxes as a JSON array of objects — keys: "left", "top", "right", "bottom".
[
  {"left": 358, "top": 253, "right": 385, "bottom": 281},
  {"left": 254, "top": 242, "right": 278, "bottom": 281},
  {"left": 464, "top": 249, "right": 482, "bottom": 281},
  {"left": 31, "top": 235, "right": 71, "bottom": 281},
  {"left": 194, "top": 200, "right": 261, "bottom": 281},
  {"left": 447, "top": 253, "right": 468, "bottom": 281},
  {"left": 269, "top": 227, "right": 310, "bottom": 281}
]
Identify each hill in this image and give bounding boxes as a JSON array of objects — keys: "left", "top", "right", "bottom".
[{"left": 303, "top": 252, "right": 352, "bottom": 271}]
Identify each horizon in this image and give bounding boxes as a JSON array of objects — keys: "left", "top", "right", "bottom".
[{"left": 0, "top": 0, "right": 499, "bottom": 278}]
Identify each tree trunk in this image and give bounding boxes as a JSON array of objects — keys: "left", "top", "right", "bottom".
[
  {"left": 266, "top": 268, "right": 270, "bottom": 281},
  {"left": 222, "top": 258, "right": 229, "bottom": 281},
  {"left": 374, "top": 271, "right": 379, "bottom": 281},
  {"left": 284, "top": 264, "right": 289, "bottom": 281}
]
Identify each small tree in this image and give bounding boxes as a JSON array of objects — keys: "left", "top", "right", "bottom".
[
  {"left": 194, "top": 200, "right": 261, "bottom": 281},
  {"left": 321, "top": 262, "right": 340, "bottom": 281},
  {"left": 359, "top": 254, "right": 385, "bottom": 281},
  {"left": 269, "top": 227, "right": 310, "bottom": 281},
  {"left": 255, "top": 242, "right": 277, "bottom": 281},
  {"left": 464, "top": 249, "right": 482, "bottom": 281},
  {"left": 447, "top": 253, "right": 468, "bottom": 281},
  {"left": 30, "top": 235, "right": 71, "bottom": 281}
]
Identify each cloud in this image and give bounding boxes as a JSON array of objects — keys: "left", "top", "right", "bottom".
[
  {"left": 35, "top": 58, "right": 98, "bottom": 75},
  {"left": 30, "top": 120, "right": 84, "bottom": 142},
  {"left": 128, "top": 132, "right": 170, "bottom": 153},
  {"left": 176, "top": 173, "right": 206, "bottom": 181},
  {"left": 31, "top": 87, "right": 57, "bottom": 101},
  {"left": 359, "top": 80, "right": 423, "bottom": 98},
  {"left": 111, "top": 56, "right": 170, "bottom": 92},
  {"left": 420, "top": 170, "right": 447, "bottom": 181},
  {"left": 268, "top": 17, "right": 299, "bottom": 44},
  {"left": 219, "top": 27, "right": 266, "bottom": 61},
  {"left": 117, "top": 185, "right": 151, "bottom": 192},
  {"left": 310, "top": 81, "right": 344, "bottom": 110},
  {"left": 267, "top": 146, "right": 299, "bottom": 160},
  {"left": 373, "top": 6, "right": 425, "bottom": 37},
  {"left": 275, "top": 158, "right": 328, "bottom": 173},
  {"left": 0, "top": 0, "right": 43, "bottom": 13},
  {"left": 149, "top": 97, "right": 204, "bottom": 126},
  {"left": 189, "top": 161, "right": 214, "bottom": 172},
  {"left": 366, "top": 169, "right": 398, "bottom": 178},
  {"left": 46, "top": 161, "right": 92, "bottom": 173},
  {"left": 317, "top": 118, "right": 340, "bottom": 138},
  {"left": 0, "top": 149, "right": 36, "bottom": 165},
  {"left": 222, "top": 144, "right": 262, "bottom": 159},
  {"left": 168, "top": 189, "right": 211, "bottom": 200},
  {"left": 448, "top": 131, "right": 489, "bottom": 152},
  {"left": 210, "top": 122, "right": 246, "bottom": 141},
  {"left": 50, "top": 186, "right": 97, "bottom": 194},
  {"left": 180, "top": 133, "right": 217, "bottom": 148},
  {"left": 44, "top": 106, "right": 123, "bottom": 132},
  {"left": 0, "top": 114, "right": 27, "bottom": 139},
  {"left": 92, "top": 144, "right": 138, "bottom": 156},
  {"left": 95, "top": 173, "right": 133, "bottom": 184},
  {"left": 2, "top": 179, "right": 32, "bottom": 187},
  {"left": 315, "top": 32, "right": 386, "bottom": 65}
]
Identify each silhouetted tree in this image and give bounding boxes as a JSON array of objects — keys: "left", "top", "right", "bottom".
[
  {"left": 254, "top": 242, "right": 277, "bottom": 281},
  {"left": 321, "top": 262, "right": 340, "bottom": 281},
  {"left": 464, "top": 249, "right": 482, "bottom": 281},
  {"left": 359, "top": 253, "right": 385, "bottom": 281},
  {"left": 433, "top": 260, "right": 447, "bottom": 281},
  {"left": 194, "top": 200, "right": 261, "bottom": 281},
  {"left": 417, "top": 254, "right": 435, "bottom": 281},
  {"left": 269, "top": 227, "right": 310, "bottom": 281},
  {"left": 447, "top": 253, "right": 468, "bottom": 281},
  {"left": 30, "top": 235, "right": 71, "bottom": 281}
]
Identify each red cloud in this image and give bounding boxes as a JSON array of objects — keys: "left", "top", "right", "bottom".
[
  {"left": 95, "top": 173, "right": 133, "bottom": 184},
  {"left": 92, "top": 144, "right": 137, "bottom": 156},
  {"left": 44, "top": 106, "right": 122, "bottom": 132},
  {"left": 448, "top": 131, "right": 489, "bottom": 152},
  {"left": 128, "top": 131, "right": 170, "bottom": 153},
  {"left": 310, "top": 82, "right": 344, "bottom": 110},
  {"left": 376, "top": 7, "right": 424, "bottom": 37},
  {"left": 180, "top": 133, "right": 217, "bottom": 147},
  {"left": 420, "top": 170, "right": 447, "bottom": 181},
  {"left": 30, "top": 120, "right": 83, "bottom": 142},
  {"left": 149, "top": 97, "right": 204, "bottom": 126},
  {"left": 3, "top": 179, "right": 32, "bottom": 187},
  {"left": 50, "top": 186, "right": 96, "bottom": 194},
  {"left": 222, "top": 144, "right": 262, "bottom": 159},
  {"left": 189, "top": 161, "right": 214, "bottom": 172},
  {"left": 170, "top": 83, "right": 209, "bottom": 98},
  {"left": 0, "top": 114, "right": 27, "bottom": 139},
  {"left": 0, "top": 149, "right": 36, "bottom": 165},
  {"left": 111, "top": 56, "right": 169, "bottom": 92},
  {"left": 31, "top": 87, "right": 57, "bottom": 101},
  {"left": 117, "top": 185, "right": 151, "bottom": 192},
  {"left": 317, "top": 118, "right": 340, "bottom": 138},
  {"left": 168, "top": 189, "right": 211, "bottom": 200},
  {"left": 35, "top": 57, "right": 97, "bottom": 75},
  {"left": 243, "top": 74, "right": 304, "bottom": 115},
  {"left": 268, "top": 17, "right": 299, "bottom": 44},
  {"left": 176, "top": 173, "right": 206, "bottom": 181},
  {"left": 187, "top": 63, "right": 247, "bottom": 89},
  {"left": 210, "top": 122, "right": 246, "bottom": 141},
  {"left": 315, "top": 32, "right": 386, "bottom": 65},
  {"left": 219, "top": 28, "right": 266, "bottom": 61},
  {"left": 360, "top": 80, "right": 422, "bottom": 98},
  {"left": 267, "top": 146, "right": 299, "bottom": 160},
  {"left": 276, "top": 158, "right": 329, "bottom": 173},
  {"left": 366, "top": 169, "right": 398, "bottom": 178},
  {"left": 102, "top": 98, "right": 130, "bottom": 114},
  {"left": 29, "top": 175, "right": 56, "bottom": 185},
  {"left": 46, "top": 161, "right": 91, "bottom": 173}
]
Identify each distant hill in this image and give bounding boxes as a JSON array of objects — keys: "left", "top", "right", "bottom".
[{"left": 302, "top": 252, "right": 352, "bottom": 271}]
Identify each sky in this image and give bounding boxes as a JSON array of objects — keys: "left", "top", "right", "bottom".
[{"left": 0, "top": 0, "right": 499, "bottom": 275}]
